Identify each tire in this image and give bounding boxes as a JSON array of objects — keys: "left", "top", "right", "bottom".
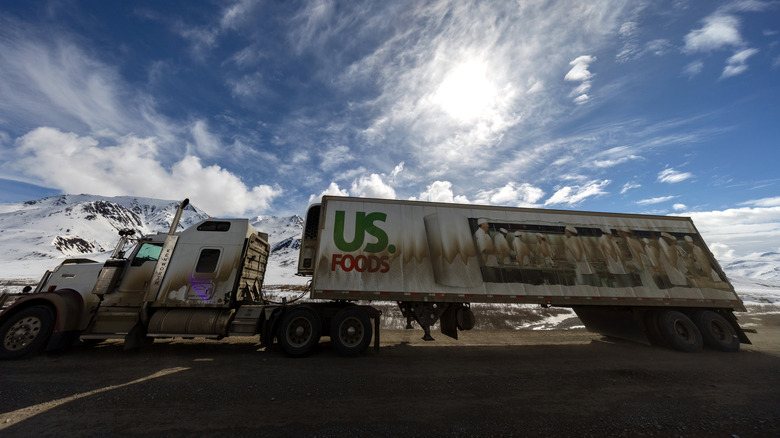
[
  {"left": 657, "top": 310, "right": 703, "bottom": 353},
  {"left": 0, "top": 306, "right": 55, "bottom": 359},
  {"left": 277, "top": 307, "right": 321, "bottom": 357},
  {"left": 330, "top": 307, "right": 373, "bottom": 357},
  {"left": 693, "top": 310, "right": 740, "bottom": 352}
]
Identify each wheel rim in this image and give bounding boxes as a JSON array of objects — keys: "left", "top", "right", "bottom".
[
  {"left": 4, "top": 315, "right": 43, "bottom": 351},
  {"left": 338, "top": 317, "right": 364, "bottom": 347},
  {"left": 286, "top": 317, "right": 313, "bottom": 347},
  {"left": 709, "top": 320, "right": 729, "bottom": 343},
  {"left": 673, "top": 319, "right": 696, "bottom": 344}
]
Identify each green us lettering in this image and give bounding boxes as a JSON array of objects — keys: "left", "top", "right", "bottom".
[{"left": 334, "top": 211, "right": 395, "bottom": 253}]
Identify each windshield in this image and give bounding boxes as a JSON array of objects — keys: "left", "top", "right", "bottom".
[{"left": 131, "top": 243, "right": 163, "bottom": 266}]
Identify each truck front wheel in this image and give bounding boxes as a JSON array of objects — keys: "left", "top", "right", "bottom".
[
  {"left": 277, "top": 308, "right": 322, "bottom": 357},
  {"left": 0, "top": 306, "right": 55, "bottom": 359},
  {"left": 330, "top": 307, "right": 372, "bottom": 357}
]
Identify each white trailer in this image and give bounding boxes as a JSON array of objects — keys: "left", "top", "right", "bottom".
[{"left": 297, "top": 196, "right": 749, "bottom": 352}]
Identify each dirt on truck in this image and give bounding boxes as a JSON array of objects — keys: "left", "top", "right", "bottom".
[{"left": 1, "top": 196, "right": 750, "bottom": 360}]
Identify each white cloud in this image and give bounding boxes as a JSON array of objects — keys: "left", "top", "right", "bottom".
[
  {"left": 564, "top": 55, "right": 597, "bottom": 82},
  {"left": 389, "top": 162, "right": 405, "bottom": 182},
  {"left": 0, "top": 31, "right": 150, "bottom": 137},
  {"left": 636, "top": 195, "right": 676, "bottom": 205},
  {"left": 684, "top": 14, "right": 743, "bottom": 53},
  {"left": 13, "top": 127, "right": 281, "bottom": 216},
  {"left": 189, "top": 120, "right": 222, "bottom": 157},
  {"left": 683, "top": 60, "right": 704, "bottom": 78},
  {"left": 658, "top": 168, "right": 693, "bottom": 183},
  {"left": 681, "top": 205, "right": 780, "bottom": 259},
  {"left": 417, "top": 180, "right": 469, "bottom": 204},
  {"left": 673, "top": 203, "right": 688, "bottom": 211},
  {"left": 592, "top": 148, "right": 641, "bottom": 168},
  {"left": 319, "top": 145, "right": 354, "bottom": 171},
  {"left": 721, "top": 48, "right": 759, "bottom": 78},
  {"left": 349, "top": 173, "right": 396, "bottom": 199},
  {"left": 565, "top": 55, "right": 596, "bottom": 104},
  {"left": 620, "top": 182, "right": 641, "bottom": 194},
  {"left": 342, "top": 2, "right": 628, "bottom": 175},
  {"left": 544, "top": 179, "right": 610, "bottom": 206},
  {"left": 474, "top": 182, "right": 545, "bottom": 207},
  {"left": 573, "top": 94, "right": 591, "bottom": 105},
  {"left": 308, "top": 181, "right": 349, "bottom": 204},
  {"left": 740, "top": 197, "right": 780, "bottom": 207}
]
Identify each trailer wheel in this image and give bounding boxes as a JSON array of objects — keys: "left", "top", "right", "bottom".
[
  {"left": 0, "top": 306, "right": 55, "bottom": 359},
  {"left": 278, "top": 308, "right": 321, "bottom": 357},
  {"left": 657, "top": 310, "right": 703, "bottom": 353},
  {"left": 693, "top": 310, "right": 740, "bottom": 352},
  {"left": 330, "top": 307, "right": 372, "bottom": 357}
]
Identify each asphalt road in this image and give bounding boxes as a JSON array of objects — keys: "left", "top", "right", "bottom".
[{"left": 1, "top": 316, "right": 779, "bottom": 437}]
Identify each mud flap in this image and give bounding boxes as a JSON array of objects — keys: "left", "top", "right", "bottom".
[
  {"left": 124, "top": 322, "right": 153, "bottom": 350},
  {"left": 440, "top": 305, "right": 459, "bottom": 340}
]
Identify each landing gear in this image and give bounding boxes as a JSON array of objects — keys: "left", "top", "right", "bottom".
[
  {"left": 398, "top": 302, "right": 448, "bottom": 341},
  {"left": 397, "top": 302, "right": 474, "bottom": 341}
]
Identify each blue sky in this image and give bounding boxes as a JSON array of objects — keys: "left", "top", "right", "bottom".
[{"left": 0, "top": 0, "right": 778, "bottom": 258}]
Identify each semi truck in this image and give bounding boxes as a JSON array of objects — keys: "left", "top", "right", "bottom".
[{"left": 0, "top": 196, "right": 749, "bottom": 359}]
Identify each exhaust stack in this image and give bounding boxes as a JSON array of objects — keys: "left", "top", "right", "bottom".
[{"left": 168, "top": 198, "right": 190, "bottom": 235}]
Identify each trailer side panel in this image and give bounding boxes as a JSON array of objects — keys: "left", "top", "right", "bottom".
[{"left": 308, "top": 197, "right": 744, "bottom": 311}]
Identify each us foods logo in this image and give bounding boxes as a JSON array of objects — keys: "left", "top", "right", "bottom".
[{"left": 331, "top": 211, "right": 396, "bottom": 273}]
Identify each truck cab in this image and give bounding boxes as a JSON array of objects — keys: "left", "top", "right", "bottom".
[{"left": 0, "top": 201, "right": 270, "bottom": 358}]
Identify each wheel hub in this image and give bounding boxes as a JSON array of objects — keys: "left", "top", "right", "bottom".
[{"left": 4, "top": 317, "right": 41, "bottom": 351}]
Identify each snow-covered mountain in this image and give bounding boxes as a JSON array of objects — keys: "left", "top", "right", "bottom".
[
  {"left": 720, "top": 253, "right": 780, "bottom": 303},
  {"left": 0, "top": 194, "right": 306, "bottom": 286},
  {"left": 251, "top": 215, "right": 305, "bottom": 285}
]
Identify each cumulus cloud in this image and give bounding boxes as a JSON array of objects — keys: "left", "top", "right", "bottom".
[
  {"left": 13, "top": 127, "right": 281, "bottom": 216},
  {"left": 349, "top": 173, "right": 396, "bottom": 199},
  {"left": 657, "top": 168, "right": 693, "bottom": 183},
  {"left": 474, "top": 182, "right": 545, "bottom": 207},
  {"left": 416, "top": 181, "right": 469, "bottom": 204},
  {"left": 544, "top": 179, "right": 610, "bottom": 206},
  {"left": 308, "top": 181, "right": 349, "bottom": 204},
  {"left": 673, "top": 203, "right": 688, "bottom": 211}
]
